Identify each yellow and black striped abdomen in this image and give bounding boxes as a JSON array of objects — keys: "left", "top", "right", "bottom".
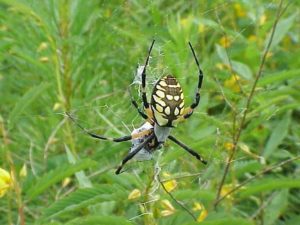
[{"left": 151, "top": 75, "right": 185, "bottom": 127}]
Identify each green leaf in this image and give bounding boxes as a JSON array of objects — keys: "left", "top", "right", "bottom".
[
  {"left": 25, "top": 159, "right": 96, "bottom": 200},
  {"left": 264, "top": 190, "right": 289, "bottom": 225},
  {"left": 231, "top": 61, "right": 252, "bottom": 80},
  {"left": 216, "top": 44, "right": 252, "bottom": 79},
  {"left": 263, "top": 113, "right": 291, "bottom": 159},
  {"left": 42, "top": 185, "right": 126, "bottom": 220},
  {"left": 8, "top": 82, "right": 50, "bottom": 128},
  {"left": 267, "top": 13, "right": 297, "bottom": 49},
  {"left": 215, "top": 44, "right": 230, "bottom": 65},
  {"left": 64, "top": 216, "right": 133, "bottom": 225},
  {"left": 239, "top": 178, "right": 300, "bottom": 198}
]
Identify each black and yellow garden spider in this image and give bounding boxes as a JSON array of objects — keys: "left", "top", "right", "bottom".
[{"left": 67, "top": 40, "right": 207, "bottom": 174}]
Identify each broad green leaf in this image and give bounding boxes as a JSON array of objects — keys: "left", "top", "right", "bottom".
[
  {"left": 8, "top": 82, "right": 50, "bottom": 128},
  {"left": 216, "top": 44, "right": 252, "bottom": 79},
  {"left": 65, "top": 145, "right": 93, "bottom": 188},
  {"left": 239, "top": 178, "right": 300, "bottom": 198},
  {"left": 264, "top": 190, "right": 289, "bottom": 225},
  {"left": 267, "top": 13, "right": 297, "bottom": 49},
  {"left": 65, "top": 216, "right": 133, "bottom": 225},
  {"left": 26, "top": 159, "right": 96, "bottom": 200},
  {"left": 232, "top": 61, "right": 252, "bottom": 80},
  {"left": 263, "top": 113, "right": 291, "bottom": 158},
  {"left": 215, "top": 44, "right": 230, "bottom": 65},
  {"left": 42, "top": 185, "right": 126, "bottom": 219}
]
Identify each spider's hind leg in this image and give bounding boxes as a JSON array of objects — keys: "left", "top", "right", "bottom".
[
  {"left": 168, "top": 135, "right": 207, "bottom": 165},
  {"left": 66, "top": 112, "right": 150, "bottom": 142},
  {"left": 116, "top": 133, "right": 155, "bottom": 174}
]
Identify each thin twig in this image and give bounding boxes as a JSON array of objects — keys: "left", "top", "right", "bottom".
[
  {"left": 214, "top": 155, "right": 300, "bottom": 205},
  {"left": 214, "top": 0, "right": 286, "bottom": 208},
  {"left": 251, "top": 192, "right": 276, "bottom": 220},
  {"left": 158, "top": 174, "right": 197, "bottom": 221}
]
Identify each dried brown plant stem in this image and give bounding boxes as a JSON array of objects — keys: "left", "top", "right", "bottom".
[
  {"left": 214, "top": 155, "right": 300, "bottom": 206},
  {"left": 214, "top": 0, "right": 285, "bottom": 208}
]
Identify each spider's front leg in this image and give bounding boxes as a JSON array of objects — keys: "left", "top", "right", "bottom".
[
  {"left": 129, "top": 40, "right": 155, "bottom": 122},
  {"left": 140, "top": 40, "right": 155, "bottom": 118},
  {"left": 182, "top": 42, "right": 204, "bottom": 120}
]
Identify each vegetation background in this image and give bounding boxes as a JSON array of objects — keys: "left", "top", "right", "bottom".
[{"left": 0, "top": 0, "right": 299, "bottom": 224}]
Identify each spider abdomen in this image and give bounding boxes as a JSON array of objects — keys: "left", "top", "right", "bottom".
[{"left": 151, "top": 75, "right": 185, "bottom": 127}]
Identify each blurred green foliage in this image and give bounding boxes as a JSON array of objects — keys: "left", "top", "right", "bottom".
[{"left": 0, "top": 0, "right": 299, "bottom": 225}]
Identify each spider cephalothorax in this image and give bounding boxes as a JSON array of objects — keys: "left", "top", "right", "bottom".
[
  {"left": 67, "top": 40, "right": 207, "bottom": 174},
  {"left": 151, "top": 75, "right": 184, "bottom": 127}
]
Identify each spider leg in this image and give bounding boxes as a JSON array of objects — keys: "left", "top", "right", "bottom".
[
  {"left": 141, "top": 40, "right": 155, "bottom": 111},
  {"left": 168, "top": 135, "right": 207, "bottom": 165},
  {"left": 116, "top": 133, "right": 155, "bottom": 174},
  {"left": 66, "top": 112, "right": 151, "bottom": 142},
  {"left": 182, "top": 42, "right": 204, "bottom": 119}
]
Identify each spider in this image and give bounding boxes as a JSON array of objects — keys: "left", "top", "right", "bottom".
[{"left": 67, "top": 40, "right": 207, "bottom": 174}]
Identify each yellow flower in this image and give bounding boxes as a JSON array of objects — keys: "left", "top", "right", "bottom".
[
  {"left": 266, "top": 52, "right": 273, "bottom": 59},
  {"left": 62, "top": 177, "right": 71, "bottom": 188},
  {"left": 193, "top": 202, "right": 208, "bottom": 222},
  {"left": 0, "top": 168, "right": 12, "bottom": 197},
  {"left": 163, "top": 179, "right": 177, "bottom": 192},
  {"left": 162, "top": 172, "right": 177, "bottom": 192},
  {"left": 259, "top": 14, "right": 267, "bottom": 25},
  {"left": 220, "top": 184, "right": 233, "bottom": 199},
  {"left": 224, "top": 74, "right": 241, "bottom": 92},
  {"left": 161, "top": 199, "right": 175, "bottom": 217},
  {"left": 234, "top": 3, "right": 246, "bottom": 18},
  {"left": 128, "top": 188, "right": 141, "bottom": 200},
  {"left": 219, "top": 36, "right": 232, "bottom": 48},
  {"left": 198, "top": 24, "right": 205, "bottom": 33},
  {"left": 197, "top": 208, "right": 208, "bottom": 222},
  {"left": 37, "top": 42, "right": 48, "bottom": 52},
  {"left": 224, "top": 142, "right": 235, "bottom": 151},
  {"left": 180, "top": 15, "right": 193, "bottom": 29},
  {"left": 248, "top": 35, "right": 257, "bottom": 42},
  {"left": 192, "top": 202, "right": 203, "bottom": 211},
  {"left": 39, "top": 56, "right": 49, "bottom": 63},
  {"left": 19, "top": 164, "right": 27, "bottom": 178},
  {"left": 53, "top": 102, "right": 62, "bottom": 111}
]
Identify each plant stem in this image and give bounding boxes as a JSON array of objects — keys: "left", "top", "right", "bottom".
[
  {"left": 214, "top": 155, "right": 300, "bottom": 206},
  {"left": 214, "top": 0, "right": 285, "bottom": 208}
]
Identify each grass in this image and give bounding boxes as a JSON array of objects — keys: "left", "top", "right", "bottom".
[{"left": 0, "top": 0, "right": 299, "bottom": 225}]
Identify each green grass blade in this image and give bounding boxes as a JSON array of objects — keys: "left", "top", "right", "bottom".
[
  {"left": 25, "top": 159, "right": 96, "bottom": 200},
  {"left": 42, "top": 185, "right": 126, "bottom": 220},
  {"left": 8, "top": 82, "right": 50, "bottom": 128}
]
